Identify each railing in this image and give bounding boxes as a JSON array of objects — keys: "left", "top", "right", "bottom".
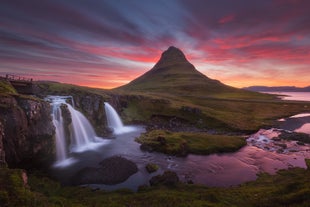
[{"left": 0, "top": 74, "right": 33, "bottom": 82}]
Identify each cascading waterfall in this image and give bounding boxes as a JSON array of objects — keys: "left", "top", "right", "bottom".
[
  {"left": 104, "top": 102, "right": 136, "bottom": 135},
  {"left": 47, "top": 96, "right": 109, "bottom": 167},
  {"left": 51, "top": 100, "right": 67, "bottom": 162}
]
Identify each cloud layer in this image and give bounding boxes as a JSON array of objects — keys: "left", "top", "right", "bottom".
[{"left": 1, "top": 0, "right": 309, "bottom": 88}]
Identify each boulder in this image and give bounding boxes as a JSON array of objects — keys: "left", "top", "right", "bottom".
[
  {"left": 73, "top": 156, "right": 138, "bottom": 185},
  {"left": 149, "top": 171, "right": 179, "bottom": 186},
  {"left": 145, "top": 163, "right": 159, "bottom": 173}
]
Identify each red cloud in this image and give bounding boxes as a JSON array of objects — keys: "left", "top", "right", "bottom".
[{"left": 218, "top": 14, "right": 235, "bottom": 24}]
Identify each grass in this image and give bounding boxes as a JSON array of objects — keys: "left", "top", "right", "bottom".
[
  {"left": 1, "top": 160, "right": 309, "bottom": 207},
  {"left": 0, "top": 80, "right": 17, "bottom": 94},
  {"left": 135, "top": 130, "right": 246, "bottom": 156}
]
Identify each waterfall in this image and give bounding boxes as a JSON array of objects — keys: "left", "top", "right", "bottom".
[
  {"left": 104, "top": 102, "right": 136, "bottom": 135},
  {"left": 47, "top": 96, "right": 109, "bottom": 168},
  {"left": 51, "top": 101, "right": 67, "bottom": 162}
]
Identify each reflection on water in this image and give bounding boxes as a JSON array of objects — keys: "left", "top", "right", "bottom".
[
  {"left": 295, "top": 123, "right": 310, "bottom": 134},
  {"left": 51, "top": 122, "right": 310, "bottom": 190},
  {"left": 280, "top": 92, "right": 310, "bottom": 101},
  {"left": 263, "top": 91, "right": 310, "bottom": 101}
]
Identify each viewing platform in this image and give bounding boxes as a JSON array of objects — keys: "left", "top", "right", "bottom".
[{"left": 0, "top": 74, "right": 34, "bottom": 94}]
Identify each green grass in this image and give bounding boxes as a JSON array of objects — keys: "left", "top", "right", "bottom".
[
  {"left": 35, "top": 81, "right": 110, "bottom": 98},
  {"left": 1, "top": 161, "right": 309, "bottom": 207},
  {"left": 0, "top": 80, "right": 17, "bottom": 94},
  {"left": 117, "top": 90, "right": 310, "bottom": 132},
  {"left": 136, "top": 130, "right": 246, "bottom": 156}
]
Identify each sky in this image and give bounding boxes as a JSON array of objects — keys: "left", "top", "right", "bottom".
[{"left": 0, "top": 0, "right": 309, "bottom": 89}]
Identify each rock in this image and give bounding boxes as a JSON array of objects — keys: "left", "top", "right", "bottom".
[
  {"left": 157, "top": 136, "right": 166, "bottom": 145},
  {"left": 140, "top": 143, "right": 154, "bottom": 152},
  {"left": 0, "top": 94, "right": 55, "bottom": 169},
  {"left": 0, "top": 121, "right": 6, "bottom": 167},
  {"left": 73, "top": 156, "right": 138, "bottom": 185},
  {"left": 145, "top": 163, "right": 159, "bottom": 173},
  {"left": 149, "top": 171, "right": 180, "bottom": 186}
]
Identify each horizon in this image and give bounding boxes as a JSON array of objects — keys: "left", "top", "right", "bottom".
[{"left": 1, "top": 0, "right": 309, "bottom": 89}]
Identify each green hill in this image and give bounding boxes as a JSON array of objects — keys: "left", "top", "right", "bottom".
[
  {"left": 116, "top": 46, "right": 271, "bottom": 100},
  {"left": 111, "top": 46, "right": 310, "bottom": 132}
]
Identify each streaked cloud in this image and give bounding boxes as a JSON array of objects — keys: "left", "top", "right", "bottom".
[{"left": 0, "top": 0, "right": 309, "bottom": 88}]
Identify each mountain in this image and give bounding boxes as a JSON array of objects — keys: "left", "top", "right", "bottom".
[
  {"left": 244, "top": 86, "right": 310, "bottom": 92},
  {"left": 116, "top": 46, "right": 238, "bottom": 95}
]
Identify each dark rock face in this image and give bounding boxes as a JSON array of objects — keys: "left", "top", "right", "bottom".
[
  {"left": 149, "top": 171, "right": 180, "bottom": 186},
  {"left": 0, "top": 95, "right": 55, "bottom": 169},
  {"left": 73, "top": 156, "right": 138, "bottom": 185},
  {"left": 74, "top": 94, "right": 109, "bottom": 136},
  {"left": 0, "top": 121, "right": 6, "bottom": 167}
]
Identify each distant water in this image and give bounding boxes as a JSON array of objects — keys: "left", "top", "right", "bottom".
[{"left": 263, "top": 92, "right": 310, "bottom": 101}]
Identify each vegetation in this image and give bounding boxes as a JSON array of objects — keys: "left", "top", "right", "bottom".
[
  {"left": 136, "top": 130, "right": 246, "bottom": 156},
  {"left": 0, "top": 80, "right": 17, "bottom": 94},
  {"left": 146, "top": 163, "right": 159, "bottom": 173},
  {"left": 0, "top": 160, "right": 309, "bottom": 207},
  {"left": 35, "top": 81, "right": 110, "bottom": 98},
  {"left": 279, "top": 131, "right": 310, "bottom": 144}
]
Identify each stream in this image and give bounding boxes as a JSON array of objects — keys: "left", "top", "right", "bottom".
[{"left": 49, "top": 94, "right": 310, "bottom": 191}]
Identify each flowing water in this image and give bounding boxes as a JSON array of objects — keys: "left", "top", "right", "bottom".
[
  {"left": 47, "top": 96, "right": 109, "bottom": 168},
  {"left": 104, "top": 102, "right": 136, "bottom": 135},
  {"left": 50, "top": 97, "right": 310, "bottom": 191}
]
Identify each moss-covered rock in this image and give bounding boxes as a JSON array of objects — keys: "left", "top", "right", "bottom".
[
  {"left": 145, "top": 163, "right": 159, "bottom": 173},
  {"left": 136, "top": 130, "right": 246, "bottom": 156},
  {"left": 149, "top": 171, "right": 180, "bottom": 186}
]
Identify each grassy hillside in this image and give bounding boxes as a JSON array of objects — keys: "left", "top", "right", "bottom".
[
  {"left": 111, "top": 47, "right": 310, "bottom": 132},
  {"left": 0, "top": 80, "right": 17, "bottom": 94}
]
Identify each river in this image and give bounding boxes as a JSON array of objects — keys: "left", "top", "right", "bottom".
[{"left": 51, "top": 92, "right": 310, "bottom": 191}]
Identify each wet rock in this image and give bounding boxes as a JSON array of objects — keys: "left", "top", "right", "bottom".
[
  {"left": 140, "top": 143, "right": 154, "bottom": 152},
  {"left": 297, "top": 141, "right": 305, "bottom": 146},
  {"left": 157, "top": 136, "right": 166, "bottom": 145},
  {"left": 73, "top": 156, "right": 138, "bottom": 185},
  {"left": 149, "top": 171, "right": 179, "bottom": 186},
  {"left": 145, "top": 163, "right": 159, "bottom": 173}
]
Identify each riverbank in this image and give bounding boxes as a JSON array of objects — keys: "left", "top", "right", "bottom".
[{"left": 1, "top": 159, "right": 309, "bottom": 207}]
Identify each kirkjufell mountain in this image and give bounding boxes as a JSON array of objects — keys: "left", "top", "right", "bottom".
[{"left": 116, "top": 46, "right": 238, "bottom": 95}]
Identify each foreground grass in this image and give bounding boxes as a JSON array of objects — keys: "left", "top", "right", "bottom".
[
  {"left": 136, "top": 130, "right": 246, "bottom": 156},
  {"left": 1, "top": 160, "right": 309, "bottom": 207}
]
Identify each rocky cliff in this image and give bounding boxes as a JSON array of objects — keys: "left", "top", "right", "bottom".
[
  {"left": 35, "top": 82, "right": 112, "bottom": 136},
  {"left": 0, "top": 94, "right": 55, "bottom": 169}
]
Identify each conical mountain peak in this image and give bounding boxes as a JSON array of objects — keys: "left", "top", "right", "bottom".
[
  {"left": 116, "top": 46, "right": 235, "bottom": 94},
  {"left": 153, "top": 46, "right": 189, "bottom": 69}
]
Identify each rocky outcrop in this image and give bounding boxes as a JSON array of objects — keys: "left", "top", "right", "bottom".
[
  {"left": 72, "top": 94, "right": 110, "bottom": 137},
  {"left": 0, "top": 94, "right": 55, "bottom": 169},
  {"left": 0, "top": 121, "right": 6, "bottom": 167},
  {"left": 72, "top": 156, "right": 138, "bottom": 185},
  {"left": 149, "top": 171, "right": 180, "bottom": 186}
]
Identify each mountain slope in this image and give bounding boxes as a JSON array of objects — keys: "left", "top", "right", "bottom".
[
  {"left": 116, "top": 46, "right": 238, "bottom": 95},
  {"left": 115, "top": 46, "right": 276, "bottom": 102}
]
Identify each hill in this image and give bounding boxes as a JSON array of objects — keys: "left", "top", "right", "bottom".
[
  {"left": 116, "top": 46, "right": 269, "bottom": 100},
  {"left": 112, "top": 47, "right": 309, "bottom": 132}
]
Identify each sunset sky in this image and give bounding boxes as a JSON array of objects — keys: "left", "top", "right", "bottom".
[{"left": 1, "top": 0, "right": 309, "bottom": 89}]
